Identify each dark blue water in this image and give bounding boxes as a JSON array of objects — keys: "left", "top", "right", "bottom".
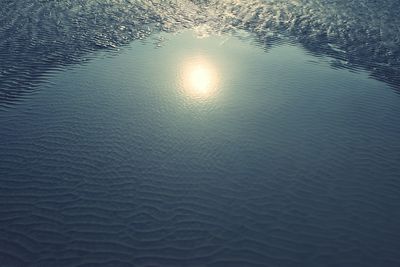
[{"left": 1, "top": 1, "right": 400, "bottom": 266}]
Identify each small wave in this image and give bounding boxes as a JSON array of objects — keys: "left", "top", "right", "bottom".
[{"left": 1, "top": 0, "right": 400, "bottom": 108}]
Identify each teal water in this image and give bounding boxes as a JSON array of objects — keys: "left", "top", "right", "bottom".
[{"left": 1, "top": 30, "right": 400, "bottom": 266}]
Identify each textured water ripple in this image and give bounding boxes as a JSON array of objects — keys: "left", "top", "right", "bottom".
[
  {"left": 1, "top": 36, "right": 400, "bottom": 266},
  {"left": 1, "top": 1, "right": 400, "bottom": 267},
  {"left": 1, "top": 0, "right": 400, "bottom": 108}
]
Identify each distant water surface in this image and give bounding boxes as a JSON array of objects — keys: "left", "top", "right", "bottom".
[{"left": 1, "top": 1, "right": 400, "bottom": 266}]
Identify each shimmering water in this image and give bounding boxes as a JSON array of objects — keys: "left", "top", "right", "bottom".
[{"left": 1, "top": 1, "right": 400, "bottom": 266}]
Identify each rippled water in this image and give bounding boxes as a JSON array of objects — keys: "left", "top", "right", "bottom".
[
  {"left": 1, "top": 1, "right": 400, "bottom": 266},
  {"left": 1, "top": 0, "right": 400, "bottom": 107}
]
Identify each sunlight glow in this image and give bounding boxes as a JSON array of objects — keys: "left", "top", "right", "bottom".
[{"left": 180, "top": 57, "right": 219, "bottom": 99}]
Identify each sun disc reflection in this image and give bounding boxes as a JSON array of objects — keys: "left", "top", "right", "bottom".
[{"left": 180, "top": 56, "right": 219, "bottom": 99}]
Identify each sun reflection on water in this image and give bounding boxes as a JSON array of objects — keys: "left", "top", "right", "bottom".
[{"left": 179, "top": 56, "right": 220, "bottom": 100}]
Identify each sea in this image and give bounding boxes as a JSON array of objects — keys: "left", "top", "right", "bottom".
[{"left": 1, "top": 1, "right": 400, "bottom": 266}]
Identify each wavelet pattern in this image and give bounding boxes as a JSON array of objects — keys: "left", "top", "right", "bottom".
[
  {"left": 1, "top": 0, "right": 400, "bottom": 108},
  {"left": 1, "top": 39, "right": 400, "bottom": 266}
]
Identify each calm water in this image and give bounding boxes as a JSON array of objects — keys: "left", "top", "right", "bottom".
[{"left": 1, "top": 1, "right": 400, "bottom": 266}]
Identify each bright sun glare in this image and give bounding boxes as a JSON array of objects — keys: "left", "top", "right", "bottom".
[{"left": 180, "top": 57, "right": 219, "bottom": 99}]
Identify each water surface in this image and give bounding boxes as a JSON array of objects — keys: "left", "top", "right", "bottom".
[{"left": 1, "top": 1, "right": 400, "bottom": 266}]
